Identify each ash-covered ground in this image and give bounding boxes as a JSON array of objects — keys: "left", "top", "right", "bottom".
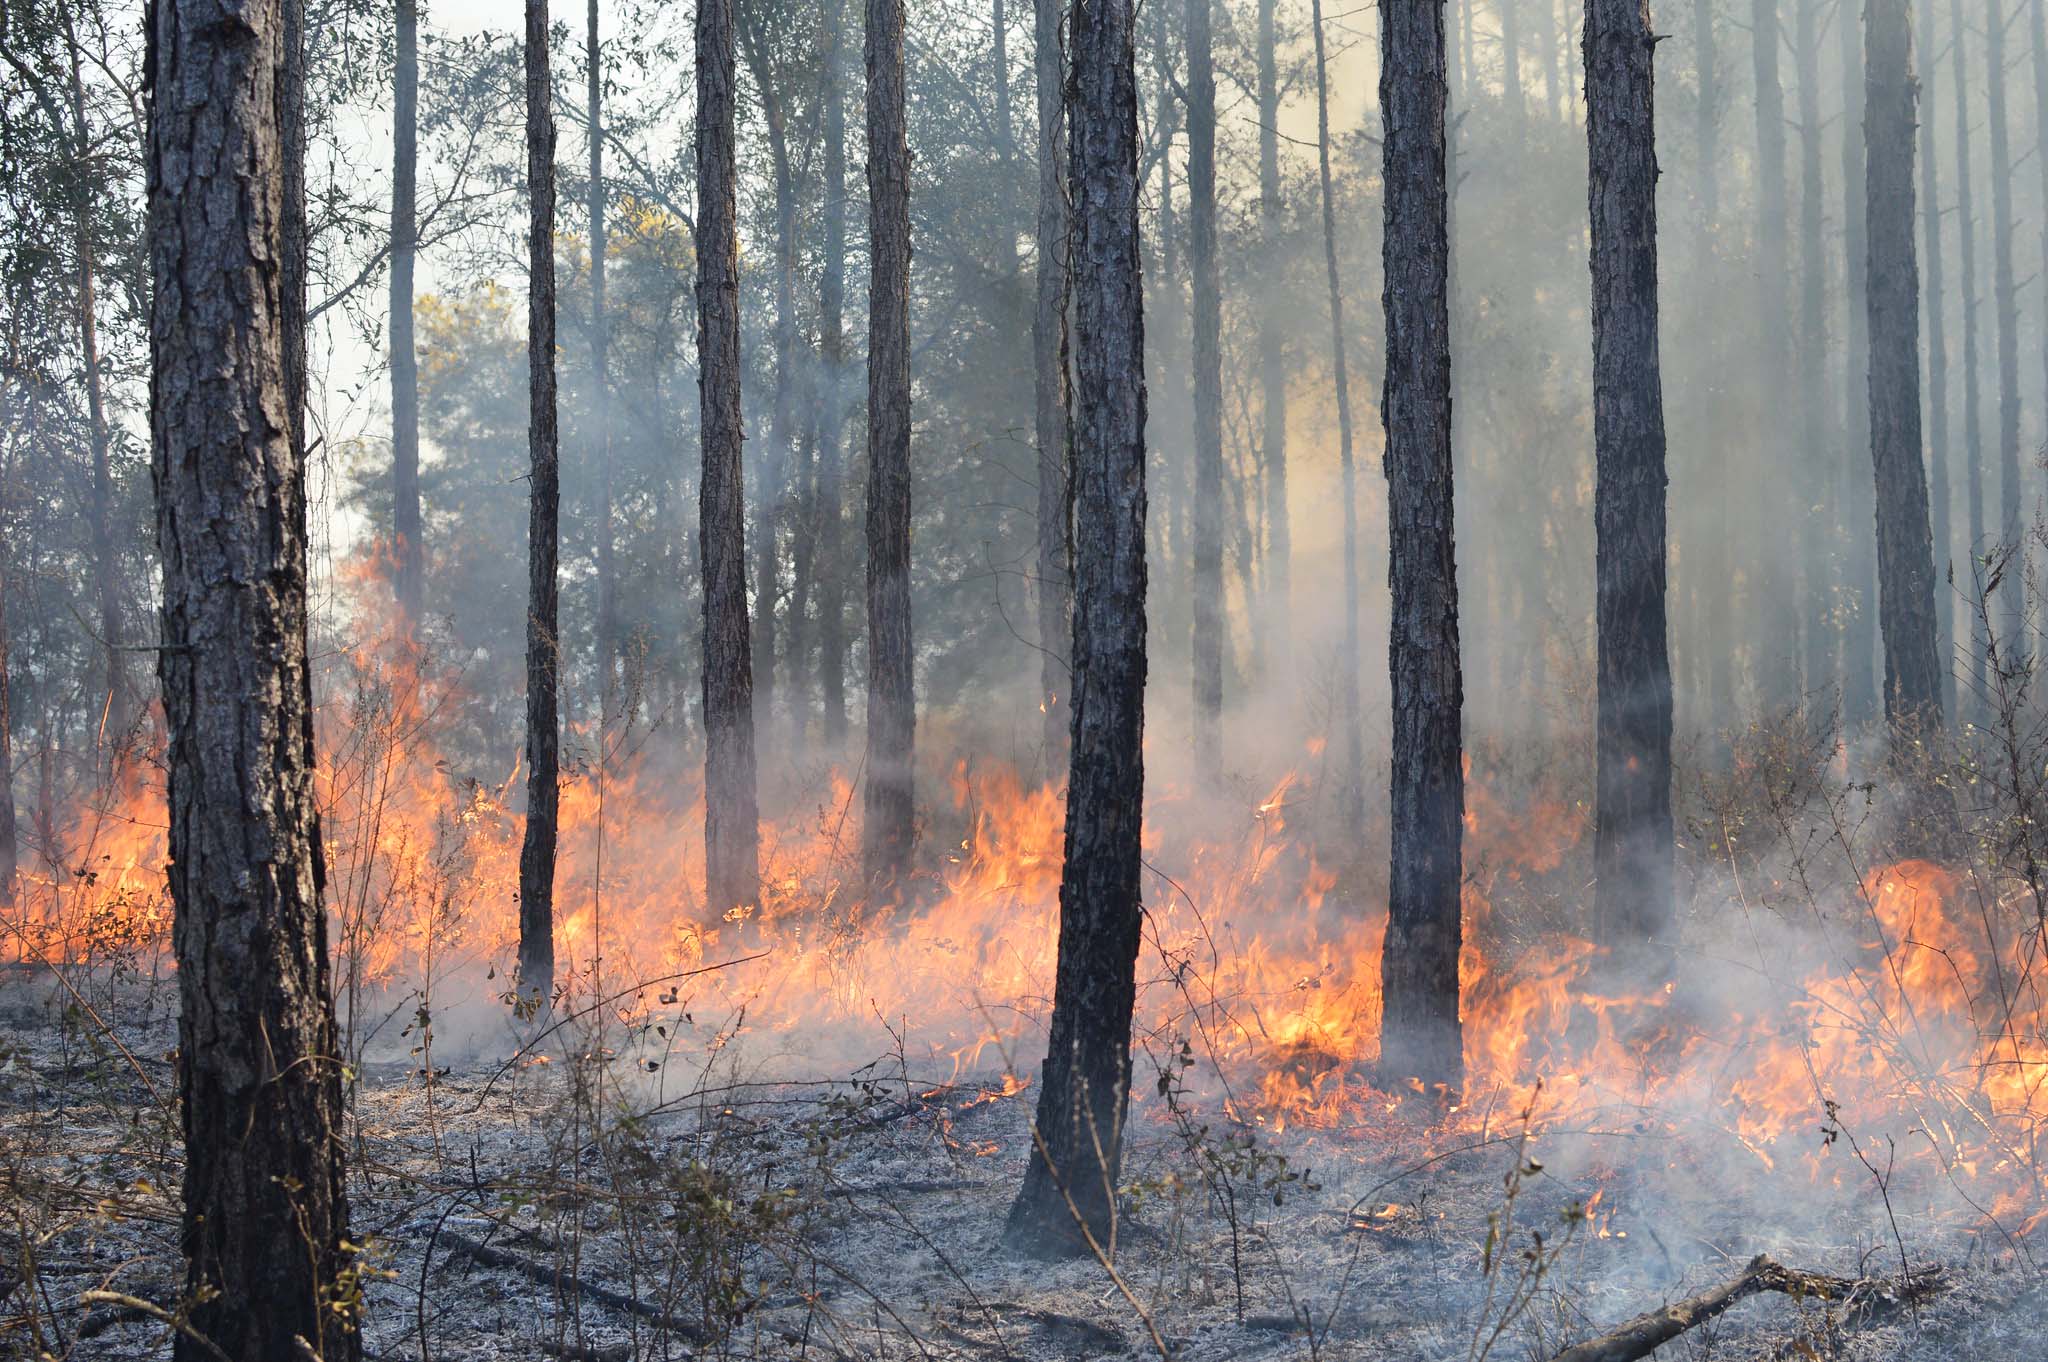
[{"left": 2, "top": 978, "right": 2041, "bottom": 1362}]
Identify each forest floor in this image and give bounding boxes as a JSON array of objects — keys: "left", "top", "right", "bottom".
[{"left": 2, "top": 974, "right": 2042, "bottom": 1362}]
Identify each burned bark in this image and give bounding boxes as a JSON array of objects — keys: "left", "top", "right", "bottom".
[
  {"left": 819, "top": 0, "right": 851, "bottom": 742},
  {"left": 0, "top": 524, "right": 13, "bottom": 906},
  {"left": 1865, "top": 0, "right": 1944, "bottom": 733},
  {"left": 1257, "top": 0, "right": 1289, "bottom": 672},
  {"left": 1986, "top": 0, "right": 2023, "bottom": 659},
  {"left": 1006, "top": 0, "right": 1148, "bottom": 1260},
  {"left": 518, "top": 0, "right": 561, "bottom": 1005},
  {"left": 1188, "top": 0, "right": 1224, "bottom": 782},
  {"left": 1794, "top": 0, "right": 1835, "bottom": 709},
  {"left": 1918, "top": 0, "right": 1953, "bottom": 714},
  {"left": 1586, "top": 0, "right": 1674, "bottom": 958},
  {"left": 392, "top": 0, "right": 423, "bottom": 624},
  {"left": 1951, "top": 0, "right": 1988, "bottom": 700},
  {"left": 697, "top": 0, "right": 762, "bottom": 920},
  {"left": 1751, "top": 0, "right": 1797, "bottom": 702},
  {"left": 147, "top": 0, "right": 356, "bottom": 1351},
  {"left": 1840, "top": 0, "right": 1878, "bottom": 724},
  {"left": 1311, "top": 0, "right": 1363, "bottom": 839},
  {"left": 1034, "top": 0, "right": 1072, "bottom": 767},
  {"left": 863, "top": 0, "right": 916, "bottom": 892},
  {"left": 1694, "top": 0, "right": 1732, "bottom": 732},
  {"left": 1378, "top": 0, "right": 1464, "bottom": 1091}
]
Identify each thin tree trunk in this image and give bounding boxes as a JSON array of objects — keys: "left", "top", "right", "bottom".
[
  {"left": 1986, "top": 0, "right": 2023, "bottom": 659},
  {"left": 1379, "top": 0, "right": 1464, "bottom": 1092},
  {"left": 1034, "top": 0, "right": 1072, "bottom": 768},
  {"left": 1696, "top": 0, "right": 1732, "bottom": 731},
  {"left": 1502, "top": 0, "right": 1527, "bottom": 146},
  {"left": 1752, "top": 0, "right": 1797, "bottom": 703},
  {"left": 1586, "top": 0, "right": 1675, "bottom": 958},
  {"left": 0, "top": 504, "right": 14, "bottom": 906},
  {"left": 1840, "top": 0, "right": 1878, "bottom": 722},
  {"left": 1310, "top": 0, "right": 1362, "bottom": 839},
  {"left": 1919, "top": 0, "right": 1954, "bottom": 713},
  {"left": 148, "top": 0, "right": 356, "bottom": 1350},
  {"left": 697, "top": 0, "right": 762, "bottom": 919},
  {"left": 1005, "top": 0, "right": 1148, "bottom": 1257},
  {"left": 864, "top": 0, "right": 916, "bottom": 892},
  {"left": 392, "top": 0, "right": 423, "bottom": 624},
  {"left": 518, "top": 0, "right": 561, "bottom": 1004},
  {"left": 1865, "top": 0, "right": 1944, "bottom": 733},
  {"left": 2032, "top": 0, "right": 2048, "bottom": 521},
  {"left": 1539, "top": 0, "right": 1563, "bottom": 118},
  {"left": 1188, "top": 0, "right": 1224, "bottom": 781},
  {"left": 1257, "top": 0, "right": 1290, "bottom": 674},
  {"left": 1953, "top": 0, "right": 1988, "bottom": 699},
  {"left": 1795, "top": 0, "right": 1837, "bottom": 708},
  {"left": 819, "top": 0, "right": 850, "bottom": 742},
  {"left": 590, "top": 0, "right": 615, "bottom": 719}
]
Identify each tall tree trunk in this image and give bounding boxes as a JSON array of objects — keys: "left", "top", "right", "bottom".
[
  {"left": 148, "top": 0, "right": 356, "bottom": 1350},
  {"left": 864, "top": 0, "right": 916, "bottom": 892},
  {"left": 697, "top": 0, "right": 762, "bottom": 919},
  {"left": 1034, "top": 0, "right": 1072, "bottom": 768},
  {"left": 1005, "top": 0, "right": 1148, "bottom": 1258},
  {"left": 0, "top": 517, "right": 14, "bottom": 906},
  {"left": 1986, "top": 0, "right": 2023, "bottom": 659},
  {"left": 1865, "top": 0, "right": 1944, "bottom": 733},
  {"left": 995, "top": 0, "right": 1014, "bottom": 181},
  {"left": 819, "top": 0, "right": 850, "bottom": 742},
  {"left": 2032, "top": 0, "right": 2048, "bottom": 517},
  {"left": 1840, "top": 0, "right": 1878, "bottom": 722},
  {"left": 1188, "top": 0, "right": 1224, "bottom": 781},
  {"left": 1538, "top": 0, "right": 1563, "bottom": 118},
  {"left": 518, "top": 0, "right": 561, "bottom": 1004},
  {"left": 1379, "top": 0, "right": 1464, "bottom": 1092},
  {"left": 57, "top": 11, "right": 123, "bottom": 746},
  {"left": 1311, "top": 0, "right": 1363, "bottom": 839},
  {"left": 1795, "top": 0, "right": 1837, "bottom": 709},
  {"left": 1918, "top": 0, "right": 1954, "bottom": 714},
  {"left": 1502, "top": 0, "right": 1527, "bottom": 146},
  {"left": 1952, "top": 0, "right": 1988, "bottom": 699},
  {"left": 1695, "top": 0, "right": 1732, "bottom": 731},
  {"left": 1586, "top": 0, "right": 1674, "bottom": 958},
  {"left": 392, "top": 0, "right": 423, "bottom": 624},
  {"left": 1257, "top": 0, "right": 1290, "bottom": 674},
  {"left": 1752, "top": 0, "right": 1797, "bottom": 703},
  {"left": 590, "top": 0, "right": 615, "bottom": 719}
]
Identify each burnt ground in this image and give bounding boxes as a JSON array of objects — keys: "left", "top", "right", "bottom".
[{"left": 1, "top": 979, "right": 2042, "bottom": 1362}]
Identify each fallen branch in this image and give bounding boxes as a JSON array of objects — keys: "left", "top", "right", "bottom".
[
  {"left": 1549, "top": 1255, "right": 1946, "bottom": 1362},
  {"left": 438, "top": 1232, "right": 711, "bottom": 1343}
]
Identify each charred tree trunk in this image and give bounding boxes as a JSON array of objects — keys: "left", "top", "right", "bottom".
[
  {"left": 1795, "top": 0, "right": 1837, "bottom": 708},
  {"left": 819, "top": 0, "right": 851, "bottom": 742},
  {"left": 2031, "top": 0, "right": 2048, "bottom": 506},
  {"left": 147, "top": 0, "right": 357, "bottom": 1350},
  {"left": 590, "top": 0, "right": 615, "bottom": 718},
  {"left": 1695, "top": 0, "right": 1732, "bottom": 731},
  {"left": 697, "top": 0, "right": 761, "bottom": 920},
  {"left": 1188, "top": 0, "right": 1224, "bottom": 782},
  {"left": 1586, "top": 0, "right": 1675, "bottom": 959},
  {"left": 1005, "top": 0, "right": 1148, "bottom": 1258},
  {"left": 1918, "top": 0, "right": 1954, "bottom": 713},
  {"left": 1034, "top": 0, "right": 1072, "bottom": 767},
  {"left": 1752, "top": 0, "right": 1797, "bottom": 702},
  {"left": 519, "top": 0, "right": 561, "bottom": 1005},
  {"left": 392, "top": 0, "right": 423, "bottom": 624},
  {"left": 1840, "top": 0, "right": 1878, "bottom": 723},
  {"left": 1986, "top": 0, "right": 2023, "bottom": 659},
  {"left": 1379, "top": 0, "right": 1464, "bottom": 1092},
  {"left": 0, "top": 530, "right": 13, "bottom": 906},
  {"left": 1257, "top": 0, "right": 1289, "bottom": 673},
  {"left": 1952, "top": 0, "right": 1988, "bottom": 699},
  {"left": 863, "top": 0, "right": 916, "bottom": 893},
  {"left": 1865, "top": 0, "right": 1944, "bottom": 733},
  {"left": 1311, "top": 0, "right": 1363, "bottom": 839}
]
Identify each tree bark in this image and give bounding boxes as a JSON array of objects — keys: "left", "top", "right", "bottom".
[
  {"left": 1311, "top": 0, "right": 1362, "bottom": 839},
  {"left": 1918, "top": 0, "right": 1953, "bottom": 715},
  {"left": 147, "top": 0, "right": 357, "bottom": 1350},
  {"left": 2031, "top": 0, "right": 2048, "bottom": 537},
  {"left": 819, "top": 0, "right": 851, "bottom": 742},
  {"left": 1005, "top": 0, "right": 1148, "bottom": 1258},
  {"left": 1795, "top": 0, "right": 1837, "bottom": 708},
  {"left": 1751, "top": 0, "right": 1797, "bottom": 703},
  {"left": 1865, "top": 0, "right": 1944, "bottom": 733},
  {"left": 0, "top": 502, "right": 14, "bottom": 906},
  {"left": 392, "top": 0, "right": 423, "bottom": 624},
  {"left": 590, "top": 0, "right": 615, "bottom": 719},
  {"left": 1694, "top": 0, "right": 1732, "bottom": 731},
  {"left": 1257, "top": 0, "right": 1289, "bottom": 673},
  {"left": 863, "top": 0, "right": 916, "bottom": 893},
  {"left": 1586, "top": 0, "right": 1675, "bottom": 959},
  {"left": 1034, "top": 0, "right": 1072, "bottom": 768},
  {"left": 1951, "top": 0, "right": 1988, "bottom": 700},
  {"left": 1378, "top": 0, "right": 1464, "bottom": 1091},
  {"left": 1840, "top": 0, "right": 1878, "bottom": 723},
  {"left": 1986, "top": 0, "right": 2023, "bottom": 660},
  {"left": 1188, "top": 0, "right": 1224, "bottom": 782},
  {"left": 697, "top": 0, "right": 762, "bottom": 920}
]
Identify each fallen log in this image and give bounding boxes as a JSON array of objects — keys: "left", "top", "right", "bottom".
[{"left": 1549, "top": 1254, "right": 1946, "bottom": 1362}]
